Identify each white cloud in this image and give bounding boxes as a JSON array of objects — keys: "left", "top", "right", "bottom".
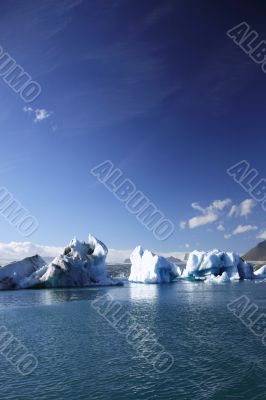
[
  {"left": 224, "top": 234, "right": 232, "bottom": 239},
  {"left": 224, "top": 224, "right": 257, "bottom": 239},
  {"left": 185, "top": 243, "right": 190, "bottom": 249},
  {"left": 0, "top": 242, "right": 132, "bottom": 265},
  {"left": 188, "top": 198, "right": 231, "bottom": 229},
  {"left": 183, "top": 198, "right": 257, "bottom": 233},
  {"left": 191, "top": 202, "right": 205, "bottom": 213},
  {"left": 0, "top": 242, "right": 134, "bottom": 265},
  {"left": 23, "top": 106, "right": 52, "bottom": 123},
  {"left": 189, "top": 212, "right": 218, "bottom": 229},
  {"left": 157, "top": 251, "right": 187, "bottom": 260},
  {"left": 179, "top": 220, "right": 187, "bottom": 230},
  {"left": 232, "top": 225, "right": 258, "bottom": 235},
  {"left": 34, "top": 109, "right": 51, "bottom": 122},
  {"left": 257, "top": 230, "right": 266, "bottom": 240},
  {"left": 0, "top": 241, "right": 191, "bottom": 265},
  {"left": 23, "top": 106, "right": 33, "bottom": 113},
  {"left": 229, "top": 199, "right": 256, "bottom": 218},
  {"left": 0, "top": 241, "right": 63, "bottom": 265},
  {"left": 107, "top": 248, "right": 132, "bottom": 263},
  {"left": 108, "top": 249, "right": 188, "bottom": 263},
  {"left": 212, "top": 199, "right": 232, "bottom": 210}
]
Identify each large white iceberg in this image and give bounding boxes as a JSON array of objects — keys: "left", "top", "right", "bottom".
[
  {"left": 128, "top": 246, "right": 181, "bottom": 283},
  {"left": 184, "top": 249, "right": 254, "bottom": 281},
  {"left": 0, "top": 234, "right": 121, "bottom": 290}
]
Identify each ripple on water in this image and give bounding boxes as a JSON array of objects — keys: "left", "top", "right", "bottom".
[{"left": 0, "top": 281, "right": 266, "bottom": 399}]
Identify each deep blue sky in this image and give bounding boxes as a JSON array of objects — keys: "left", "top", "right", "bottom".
[{"left": 0, "top": 0, "right": 266, "bottom": 256}]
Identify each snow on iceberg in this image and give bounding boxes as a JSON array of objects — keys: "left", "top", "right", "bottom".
[
  {"left": 254, "top": 264, "right": 266, "bottom": 278},
  {"left": 204, "top": 272, "right": 231, "bottom": 284},
  {"left": 0, "top": 234, "right": 122, "bottom": 290},
  {"left": 184, "top": 249, "right": 254, "bottom": 280},
  {"left": 128, "top": 246, "right": 181, "bottom": 283},
  {"left": 0, "top": 255, "right": 46, "bottom": 290}
]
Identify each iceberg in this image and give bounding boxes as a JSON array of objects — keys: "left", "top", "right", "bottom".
[
  {"left": 204, "top": 272, "right": 231, "bottom": 284},
  {"left": 0, "top": 234, "right": 122, "bottom": 290},
  {"left": 0, "top": 255, "right": 46, "bottom": 290},
  {"left": 128, "top": 246, "right": 255, "bottom": 284},
  {"left": 254, "top": 264, "right": 266, "bottom": 278},
  {"left": 128, "top": 246, "right": 181, "bottom": 283},
  {"left": 184, "top": 249, "right": 254, "bottom": 280}
]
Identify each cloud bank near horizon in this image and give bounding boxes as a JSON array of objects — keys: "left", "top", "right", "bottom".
[{"left": 0, "top": 241, "right": 188, "bottom": 265}]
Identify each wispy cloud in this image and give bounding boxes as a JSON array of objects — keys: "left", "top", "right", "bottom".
[
  {"left": 177, "top": 42, "right": 254, "bottom": 116},
  {"left": 212, "top": 199, "right": 232, "bottom": 210},
  {"left": 145, "top": 4, "right": 173, "bottom": 27},
  {"left": 225, "top": 224, "right": 258, "bottom": 239},
  {"left": 257, "top": 230, "right": 266, "bottom": 240},
  {"left": 185, "top": 198, "right": 231, "bottom": 229},
  {"left": 228, "top": 199, "right": 256, "bottom": 217},
  {"left": 179, "top": 220, "right": 187, "bottom": 230},
  {"left": 180, "top": 197, "right": 258, "bottom": 235},
  {"left": 23, "top": 106, "right": 52, "bottom": 123},
  {"left": 189, "top": 212, "right": 218, "bottom": 229},
  {"left": 24, "top": 0, "right": 84, "bottom": 39},
  {"left": 232, "top": 225, "right": 258, "bottom": 235}
]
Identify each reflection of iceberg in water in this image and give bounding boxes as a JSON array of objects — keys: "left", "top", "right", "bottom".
[
  {"left": 128, "top": 282, "right": 160, "bottom": 301},
  {"left": 0, "top": 234, "right": 122, "bottom": 290},
  {"left": 38, "top": 287, "right": 100, "bottom": 305}
]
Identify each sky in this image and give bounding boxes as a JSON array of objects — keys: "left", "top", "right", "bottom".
[{"left": 0, "top": 0, "right": 266, "bottom": 262}]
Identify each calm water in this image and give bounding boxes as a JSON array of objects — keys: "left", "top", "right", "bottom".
[{"left": 1, "top": 280, "right": 266, "bottom": 400}]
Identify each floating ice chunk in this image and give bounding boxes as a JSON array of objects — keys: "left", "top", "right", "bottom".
[
  {"left": 254, "top": 265, "right": 266, "bottom": 278},
  {"left": 37, "top": 235, "right": 120, "bottom": 288},
  {"left": 129, "top": 246, "right": 180, "bottom": 283},
  {"left": 0, "top": 234, "right": 122, "bottom": 289},
  {"left": 184, "top": 249, "right": 253, "bottom": 280},
  {"left": 205, "top": 271, "right": 231, "bottom": 283},
  {"left": 0, "top": 255, "right": 46, "bottom": 290},
  {"left": 40, "top": 235, "right": 116, "bottom": 287},
  {"left": 237, "top": 259, "right": 254, "bottom": 280}
]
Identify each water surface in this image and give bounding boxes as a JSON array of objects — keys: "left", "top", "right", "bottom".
[{"left": 1, "top": 280, "right": 266, "bottom": 400}]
